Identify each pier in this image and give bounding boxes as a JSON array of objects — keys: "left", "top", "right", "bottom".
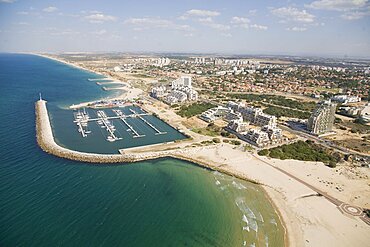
[
  {"left": 77, "top": 122, "right": 87, "bottom": 137},
  {"left": 82, "top": 113, "right": 149, "bottom": 122},
  {"left": 129, "top": 109, "right": 167, "bottom": 135},
  {"left": 72, "top": 108, "right": 153, "bottom": 141},
  {"left": 96, "top": 110, "right": 121, "bottom": 142},
  {"left": 113, "top": 109, "right": 145, "bottom": 138},
  {"left": 73, "top": 109, "right": 90, "bottom": 137}
]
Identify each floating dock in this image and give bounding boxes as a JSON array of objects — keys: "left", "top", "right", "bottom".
[
  {"left": 113, "top": 109, "right": 145, "bottom": 138},
  {"left": 73, "top": 109, "right": 91, "bottom": 137},
  {"left": 129, "top": 109, "right": 167, "bottom": 135},
  {"left": 71, "top": 107, "right": 167, "bottom": 142},
  {"left": 96, "top": 110, "right": 122, "bottom": 142}
]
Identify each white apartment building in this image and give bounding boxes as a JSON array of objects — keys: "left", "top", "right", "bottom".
[
  {"left": 165, "top": 90, "right": 188, "bottom": 105},
  {"left": 150, "top": 86, "right": 167, "bottom": 98},
  {"left": 307, "top": 100, "right": 337, "bottom": 135},
  {"left": 244, "top": 129, "right": 270, "bottom": 147},
  {"left": 331, "top": 95, "right": 361, "bottom": 104}
]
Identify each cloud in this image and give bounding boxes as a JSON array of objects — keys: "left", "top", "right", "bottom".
[
  {"left": 198, "top": 17, "right": 213, "bottom": 23},
  {"left": 92, "top": 29, "right": 107, "bottom": 35},
  {"left": 181, "top": 9, "right": 220, "bottom": 19},
  {"left": 179, "top": 8, "right": 231, "bottom": 31},
  {"left": 249, "top": 9, "right": 258, "bottom": 15},
  {"left": 306, "top": 0, "right": 370, "bottom": 20},
  {"left": 286, "top": 26, "right": 307, "bottom": 31},
  {"left": 306, "top": 0, "right": 368, "bottom": 11},
  {"left": 271, "top": 7, "right": 315, "bottom": 23},
  {"left": 17, "top": 22, "right": 30, "bottom": 26},
  {"left": 250, "top": 24, "right": 268, "bottom": 30},
  {"left": 17, "top": 11, "right": 29, "bottom": 15},
  {"left": 0, "top": 0, "right": 16, "bottom": 3},
  {"left": 221, "top": 33, "right": 232, "bottom": 37},
  {"left": 125, "top": 17, "right": 172, "bottom": 27},
  {"left": 50, "top": 29, "right": 80, "bottom": 36},
  {"left": 338, "top": 4, "right": 370, "bottom": 20},
  {"left": 204, "top": 23, "right": 230, "bottom": 31},
  {"left": 85, "top": 13, "right": 117, "bottom": 23},
  {"left": 184, "top": 33, "right": 194, "bottom": 37},
  {"left": 341, "top": 8, "right": 370, "bottom": 19},
  {"left": 231, "top": 16, "right": 251, "bottom": 24},
  {"left": 43, "top": 6, "right": 58, "bottom": 13},
  {"left": 124, "top": 17, "right": 192, "bottom": 31},
  {"left": 230, "top": 16, "right": 267, "bottom": 30}
]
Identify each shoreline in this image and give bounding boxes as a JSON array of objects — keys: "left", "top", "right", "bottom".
[
  {"left": 33, "top": 53, "right": 143, "bottom": 108},
  {"left": 35, "top": 53, "right": 370, "bottom": 247}
]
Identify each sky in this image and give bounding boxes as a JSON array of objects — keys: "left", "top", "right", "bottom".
[{"left": 0, "top": 0, "right": 369, "bottom": 57}]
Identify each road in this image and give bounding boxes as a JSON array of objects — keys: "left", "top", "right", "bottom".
[{"left": 279, "top": 123, "right": 370, "bottom": 159}]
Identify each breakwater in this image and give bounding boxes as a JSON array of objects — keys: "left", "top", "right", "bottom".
[{"left": 35, "top": 100, "right": 259, "bottom": 184}]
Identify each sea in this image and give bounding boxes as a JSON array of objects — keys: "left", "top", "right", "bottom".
[{"left": 0, "top": 53, "right": 285, "bottom": 246}]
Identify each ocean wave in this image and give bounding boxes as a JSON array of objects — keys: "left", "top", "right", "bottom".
[
  {"left": 270, "top": 218, "right": 277, "bottom": 226},
  {"left": 232, "top": 180, "right": 247, "bottom": 190}
]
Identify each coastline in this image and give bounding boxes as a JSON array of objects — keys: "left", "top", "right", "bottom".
[
  {"left": 33, "top": 53, "right": 143, "bottom": 108},
  {"left": 34, "top": 53, "right": 370, "bottom": 247}
]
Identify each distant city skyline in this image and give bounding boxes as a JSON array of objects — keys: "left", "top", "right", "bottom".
[{"left": 0, "top": 0, "right": 369, "bottom": 57}]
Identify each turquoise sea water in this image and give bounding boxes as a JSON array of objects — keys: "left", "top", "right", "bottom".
[{"left": 0, "top": 54, "right": 285, "bottom": 246}]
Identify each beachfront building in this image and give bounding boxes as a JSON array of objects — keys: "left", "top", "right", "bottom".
[
  {"left": 307, "top": 100, "right": 337, "bottom": 135},
  {"left": 227, "top": 101, "right": 247, "bottom": 113},
  {"left": 165, "top": 90, "right": 188, "bottom": 105},
  {"left": 150, "top": 76, "right": 198, "bottom": 104},
  {"left": 200, "top": 101, "right": 283, "bottom": 147},
  {"left": 227, "top": 119, "right": 249, "bottom": 133},
  {"left": 169, "top": 76, "right": 198, "bottom": 102},
  {"left": 151, "top": 85, "right": 167, "bottom": 99},
  {"left": 254, "top": 112, "right": 277, "bottom": 127},
  {"left": 234, "top": 104, "right": 277, "bottom": 127},
  {"left": 224, "top": 101, "right": 283, "bottom": 146},
  {"left": 262, "top": 125, "right": 283, "bottom": 144},
  {"left": 199, "top": 106, "right": 231, "bottom": 122},
  {"left": 225, "top": 111, "right": 243, "bottom": 122},
  {"left": 244, "top": 129, "right": 270, "bottom": 147}
]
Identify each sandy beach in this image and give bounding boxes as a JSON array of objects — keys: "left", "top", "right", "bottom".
[{"left": 35, "top": 53, "right": 370, "bottom": 247}]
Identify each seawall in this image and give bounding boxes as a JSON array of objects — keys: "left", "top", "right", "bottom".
[{"left": 35, "top": 100, "right": 259, "bottom": 183}]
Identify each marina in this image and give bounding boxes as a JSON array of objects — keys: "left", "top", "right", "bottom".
[{"left": 72, "top": 106, "right": 168, "bottom": 143}]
